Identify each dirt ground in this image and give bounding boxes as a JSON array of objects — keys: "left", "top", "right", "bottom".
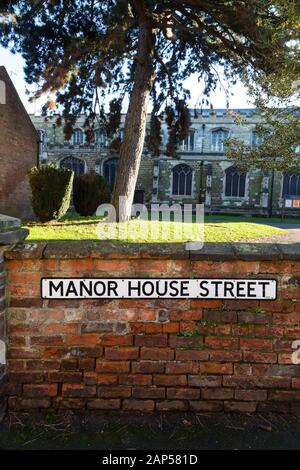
[{"left": 0, "top": 411, "right": 300, "bottom": 450}]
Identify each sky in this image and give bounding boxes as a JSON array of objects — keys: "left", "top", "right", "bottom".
[{"left": 0, "top": 46, "right": 255, "bottom": 114}]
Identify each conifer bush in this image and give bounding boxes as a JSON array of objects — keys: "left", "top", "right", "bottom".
[
  {"left": 28, "top": 164, "right": 74, "bottom": 222},
  {"left": 73, "top": 172, "right": 110, "bottom": 216}
]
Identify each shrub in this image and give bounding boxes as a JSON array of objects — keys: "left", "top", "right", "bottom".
[
  {"left": 28, "top": 164, "right": 74, "bottom": 222},
  {"left": 73, "top": 172, "right": 111, "bottom": 216}
]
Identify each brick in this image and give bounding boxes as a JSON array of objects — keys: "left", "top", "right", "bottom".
[
  {"left": 79, "top": 358, "right": 95, "bottom": 370},
  {"left": 169, "top": 310, "right": 202, "bottom": 321},
  {"left": 122, "top": 399, "right": 155, "bottom": 411},
  {"left": 9, "top": 372, "right": 45, "bottom": 383},
  {"left": 223, "top": 376, "right": 291, "bottom": 389},
  {"left": 99, "top": 335, "right": 133, "bottom": 346},
  {"left": 140, "top": 347, "right": 174, "bottom": 361},
  {"left": 134, "top": 335, "right": 168, "bottom": 347},
  {"left": 119, "top": 374, "right": 152, "bottom": 386},
  {"left": 292, "top": 378, "right": 300, "bottom": 388},
  {"left": 81, "top": 322, "right": 114, "bottom": 333},
  {"left": 87, "top": 399, "right": 121, "bottom": 410},
  {"left": 169, "top": 336, "right": 203, "bottom": 348},
  {"left": 189, "top": 400, "right": 223, "bottom": 412},
  {"left": 188, "top": 375, "right": 221, "bottom": 388},
  {"left": 153, "top": 375, "right": 187, "bottom": 387},
  {"left": 202, "top": 388, "right": 234, "bottom": 400},
  {"left": 235, "top": 390, "right": 267, "bottom": 401},
  {"left": 105, "top": 347, "right": 139, "bottom": 360},
  {"left": 205, "top": 337, "right": 238, "bottom": 350},
  {"left": 20, "top": 399, "right": 51, "bottom": 409},
  {"left": 240, "top": 338, "right": 273, "bottom": 351},
  {"left": 61, "top": 359, "right": 78, "bottom": 371},
  {"left": 175, "top": 350, "right": 209, "bottom": 361},
  {"left": 58, "top": 399, "right": 86, "bottom": 409},
  {"left": 252, "top": 364, "right": 300, "bottom": 377},
  {"left": 200, "top": 362, "right": 233, "bottom": 375},
  {"left": 83, "top": 372, "right": 97, "bottom": 385},
  {"left": 237, "top": 311, "right": 271, "bottom": 324},
  {"left": 234, "top": 363, "right": 252, "bottom": 376},
  {"left": 209, "top": 351, "right": 242, "bottom": 362},
  {"left": 203, "top": 310, "right": 237, "bottom": 323},
  {"left": 166, "top": 362, "right": 199, "bottom": 374},
  {"left": 132, "top": 361, "right": 165, "bottom": 374},
  {"left": 224, "top": 401, "right": 257, "bottom": 413},
  {"left": 156, "top": 400, "right": 188, "bottom": 411},
  {"left": 23, "top": 384, "right": 57, "bottom": 398},
  {"left": 97, "top": 375, "right": 118, "bottom": 385},
  {"left": 167, "top": 388, "right": 200, "bottom": 400},
  {"left": 62, "top": 384, "right": 96, "bottom": 398},
  {"left": 132, "top": 387, "right": 165, "bottom": 399},
  {"left": 48, "top": 371, "right": 82, "bottom": 383},
  {"left": 268, "top": 390, "right": 300, "bottom": 401},
  {"left": 98, "top": 386, "right": 131, "bottom": 398},
  {"left": 162, "top": 323, "right": 179, "bottom": 334},
  {"left": 96, "top": 361, "right": 130, "bottom": 373},
  {"left": 243, "top": 351, "right": 277, "bottom": 364}
]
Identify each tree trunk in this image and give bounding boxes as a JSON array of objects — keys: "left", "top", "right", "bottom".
[{"left": 111, "top": 13, "right": 156, "bottom": 221}]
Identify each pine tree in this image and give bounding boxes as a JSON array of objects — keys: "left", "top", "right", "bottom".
[{"left": 1, "top": 1, "right": 299, "bottom": 220}]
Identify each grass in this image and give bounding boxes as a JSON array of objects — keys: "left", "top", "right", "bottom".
[{"left": 23, "top": 214, "right": 286, "bottom": 243}]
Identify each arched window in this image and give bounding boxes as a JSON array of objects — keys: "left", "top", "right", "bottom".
[
  {"left": 180, "top": 131, "right": 195, "bottom": 151},
  {"left": 103, "top": 158, "right": 119, "bottom": 189},
  {"left": 211, "top": 129, "right": 229, "bottom": 152},
  {"left": 95, "top": 129, "right": 107, "bottom": 147},
  {"left": 72, "top": 128, "right": 84, "bottom": 145},
  {"left": 172, "top": 164, "right": 193, "bottom": 196},
  {"left": 60, "top": 156, "right": 85, "bottom": 177},
  {"left": 282, "top": 173, "right": 300, "bottom": 196},
  {"left": 251, "top": 130, "right": 269, "bottom": 147},
  {"left": 225, "top": 166, "right": 246, "bottom": 197}
]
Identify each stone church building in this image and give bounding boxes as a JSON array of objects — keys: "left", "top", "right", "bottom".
[{"left": 31, "top": 109, "right": 298, "bottom": 216}]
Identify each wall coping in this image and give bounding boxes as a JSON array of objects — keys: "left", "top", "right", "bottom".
[{"left": 4, "top": 241, "right": 300, "bottom": 261}]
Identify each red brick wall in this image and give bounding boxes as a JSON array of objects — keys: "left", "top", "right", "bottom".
[
  {"left": 0, "top": 67, "right": 37, "bottom": 219},
  {"left": 4, "top": 244, "right": 300, "bottom": 413}
]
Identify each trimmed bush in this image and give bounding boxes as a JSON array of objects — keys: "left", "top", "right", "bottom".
[
  {"left": 28, "top": 164, "right": 74, "bottom": 222},
  {"left": 73, "top": 172, "right": 111, "bottom": 216}
]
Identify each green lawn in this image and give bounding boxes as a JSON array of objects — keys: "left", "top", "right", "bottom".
[{"left": 23, "top": 214, "right": 286, "bottom": 243}]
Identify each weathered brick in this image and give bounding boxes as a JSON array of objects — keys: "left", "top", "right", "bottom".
[
  {"left": 188, "top": 375, "right": 221, "bottom": 388},
  {"left": 202, "top": 388, "right": 234, "bottom": 400},
  {"left": 165, "top": 362, "right": 199, "bottom": 374},
  {"left": 140, "top": 347, "right": 174, "bottom": 361},
  {"left": 200, "top": 362, "right": 233, "bottom": 375},
  {"left": 23, "top": 384, "right": 57, "bottom": 398},
  {"left": 240, "top": 338, "right": 273, "bottom": 351},
  {"left": 132, "top": 387, "right": 165, "bottom": 399},
  {"left": 224, "top": 401, "right": 257, "bottom": 413},
  {"left": 169, "top": 336, "right": 203, "bottom": 348},
  {"left": 62, "top": 384, "right": 96, "bottom": 398},
  {"left": 119, "top": 374, "right": 152, "bottom": 386},
  {"left": 153, "top": 375, "right": 187, "bottom": 387},
  {"left": 166, "top": 388, "right": 200, "bottom": 400},
  {"left": 134, "top": 335, "right": 168, "bottom": 347},
  {"left": 96, "top": 361, "right": 130, "bottom": 373},
  {"left": 243, "top": 351, "right": 277, "bottom": 364},
  {"left": 87, "top": 399, "right": 121, "bottom": 410},
  {"left": 98, "top": 386, "right": 131, "bottom": 398},
  {"left": 235, "top": 390, "right": 267, "bottom": 401},
  {"left": 205, "top": 337, "right": 239, "bottom": 350},
  {"left": 204, "top": 310, "right": 237, "bottom": 323},
  {"left": 132, "top": 361, "right": 165, "bottom": 374},
  {"left": 105, "top": 347, "right": 139, "bottom": 360},
  {"left": 175, "top": 350, "right": 209, "bottom": 361},
  {"left": 156, "top": 400, "right": 188, "bottom": 411},
  {"left": 122, "top": 399, "right": 155, "bottom": 411}
]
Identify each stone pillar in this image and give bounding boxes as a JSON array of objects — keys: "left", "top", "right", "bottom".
[{"left": 0, "top": 214, "right": 28, "bottom": 421}]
